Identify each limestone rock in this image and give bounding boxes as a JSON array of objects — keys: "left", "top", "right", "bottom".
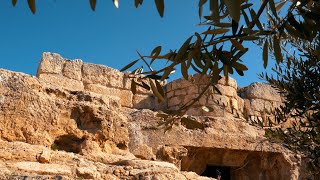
[
  {"left": 82, "top": 63, "right": 124, "bottom": 89},
  {"left": 238, "top": 82, "right": 281, "bottom": 102},
  {"left": 38, "top": 73, "right": 84, "bottom": 91},
  {"left": 10, "top": 162, "right": 72, "bottom": 175},
  {"left": 62, "top": 59, "right": 83, "bottom": 80},
  {"left": 0, "top": 53, "right": 312, "bottom": 179},
  {"left": 37, "top": 52, "right": 64, "bottom": 75},
  {"left": 157, "top": 145, "right": 188, "bottom": 169},
  {"left": 0, "top": 68, "right": 128, "bottom": 153},
  {"left": 85, "top": 83, "right": 133, "bottom": 107},
  {"left": 38, "top": 150, "right": 51, "bottom": 163},
  {"left": 76, "top": 167, "right": 101, "bottom": 179},
  {"left": 131, "top": 144, "right": 155, "bottom": 160}
]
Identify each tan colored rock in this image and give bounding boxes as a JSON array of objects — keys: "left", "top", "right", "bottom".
[
  {"left": 158, "top": 146, "right": 188, "bottom": 169},
  {"left": 11, "top": 162, "right": 72, "bottom": 175},
  {"left": 187, "top": 85, "right": 199, "bottom": 95},
  {"left": 117, "top": 159, "right": 178, "bottom": 171},
  {"left": 182, "top": 94, "right": 198, "bottom": 105},
  {"left": 170, "top": 79, "right": 193, "bottom": 90},
  {"left": 82, "top": 63, "right": 124, "bottom": 88},
  {"left": 168, "top": 96, "right": 183, "bottom": 107},
  {"left": 85, "top": 83, "right": 133, "bottom": 107},
  {"left": 37, "top": 52, "right": 64, "bottom": 75},
  {"left": 175, "top": 89, "right": 188, "bottom": 96},
  {"left": 236, "top": 95, "right": 244, "bottom": 112},
  {"left": 0, "top": 69, "right": 128, "bottom": 154},
  {"left": 222, "top": 150, "right": 248, "bottom": 167},
  {"left": 250, "top": 98, "right": 266, "bottom": 112},
  {"left": 38, "top": 73, "right": 84, "bottom": 91},
  {"left": 76, "top": 167, "right": 101, "bottom": 179},
  {"left": 0, "top": 54, "right": 311, "bottom": 179},
  {"left": 0, "top": 162, "right": 11, "bottom": 177},
  {"left": 264, "top": 100, "right": 273, "bottom": 113},
  {"left": 218, "top": 76, "right": 237, "bottom": 89},
  {"left": 230, "top": 97, "right": 238, "bottom": 110},
  {"left": 182, "top": 171, "right": 214, "bottom": 180},
  {"left": 165, "top": 83, "right": 173, "bottom": 92},
  {"left": 38, "top": 150, "right": 51, "bottom": 163},
  {"left": 166, "top": 90, "right": 174, "bottom": 98},
  {"left": 215, "top": 84, "right": 237, "bottom": 97},
  {"left": 239, "top": 82, "right": 281, "bottom": 102},
  {"left": 208, "top": 94, "right": 229, "bottom": 107},
  {"left": 62, "top": 59, "right": 83, "bottom": 80},
  {"left": 133, "top": 94, "right": 155, "bottom": 110},
  {"left": 0, "top": 140, "right": 200, "bottom": 179},
  {"left": 188, "top": 74, "right": 211, "bottom": 86},
  {"left": 185, "top": 107, "right": 203, "bottom": 116},
  {"left": 132, "top": 144, "right": 155, "bottom": 160}
]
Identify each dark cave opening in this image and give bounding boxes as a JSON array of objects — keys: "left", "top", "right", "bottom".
[
  {"left": 201, "top": 165, "right": 231, "bottom": 180},
  {"left": 52, "top": 135, "right": 84, "bottom": 153}
]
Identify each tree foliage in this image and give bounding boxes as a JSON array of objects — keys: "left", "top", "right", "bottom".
[
  {"left": 263, "top": 51, "right": 320, "bottom": 176},
  {"left": 13, "top": 0, "right": 320, "bottom": 176},
  {"left": 123, "top": 0, "right": 319, "bottom": 176},
  {"left": 260, "top": 1, "right": 320, "bottom": 175}
]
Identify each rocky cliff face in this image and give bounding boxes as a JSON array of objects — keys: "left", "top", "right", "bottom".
[{"left": 0, "top": 53, "right": 311, "bottom": 179}]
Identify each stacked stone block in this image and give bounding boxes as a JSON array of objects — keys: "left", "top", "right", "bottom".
[
  {"left": 37, "top": 52, "right": 285, "bottom": 123},
  {"left": 166, "top": 74, "right": 244, "bottom": 117},
  {"left": 36, "top": 52, "right": 163, "bottom": 110},
  {"left": 238, "top": 82, "right": 284, "bottom": 126}
]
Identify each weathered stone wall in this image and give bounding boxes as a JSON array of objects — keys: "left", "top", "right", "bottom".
[
  {"left": 37, "top": 52, "right": 163, "bottom": 110},
  {"left": 166, "top": 76, "right": 285, "bottom": 127},
  {"left": 166, "top": 75, "right": 243, "bottom": 118},
  {"left": 37, "top": 53, "right": 283, "bottom": 126},
  {"left": 37, "top": 52, "right": 284, "bottom": 126},
  {"left": 0, "top": 68, "right": 128, "bottom": 154},
  {"left": 0, "top": 52, "right": 314, "bottom": 179},
  {"left": 125, "top": 109, "right": 308, "bottom": 180},
  {"left": 238, "top": 82, "right": 285, "bottom": 126}
]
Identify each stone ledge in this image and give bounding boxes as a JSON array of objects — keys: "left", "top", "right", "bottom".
[
  {"left": 37, "top": 52, "right": 64, "bottom": 75},
  {"left": 38, "top": 73, "right": 84, "bottom": 91},
  {"left": 84, "top": 83, "right": 133, "bottom": 107},
  {"left": 82, "top": 63, "right": 124, "bottom": 89},
  {"left": 9, "top": 162, "right": 72, "bottom": 175}
]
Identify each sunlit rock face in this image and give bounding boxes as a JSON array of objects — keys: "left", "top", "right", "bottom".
[{"left": 0, "top": 53, "right": 312, "bottom": 179}]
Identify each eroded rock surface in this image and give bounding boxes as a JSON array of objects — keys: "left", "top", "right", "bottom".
[
  {"left": 0, "top": 53, "right": 313, "bottom": 179},
  {"left": 0, "top": 67, "right": 214, "bottom": 180}
]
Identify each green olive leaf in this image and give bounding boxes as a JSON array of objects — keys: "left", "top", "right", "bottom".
[
  {"left": 149, "top": 79, "right": 165, "bottom": 102},
  {"left": 135, "top": 0, "right": 143, "bottom": 8},
  {"left": 27, "top": 0, "right": 36, "bottom": 14},
  {"left": 150, "top": 46, "right": 162, "bottom": 64},
  {"left": 113, "top": 0, "right": 119, "bottom": 8},
  {"left": 231, "top": 61, "right": 248, "bottom": 71},
  {"left": 155, "top": 0, "right": 164, "bottom": 17},
  {"left": 181, "top": 60, "right": 189, "bottom": 80},
  {"left": 90, "top": 0, "right": 96, "bottom": 11},
  {"left": 202, "top": 28, "right": 229, "bottom": 34},
  {"left": 230, "top": 38, "right": 246, "bottom": 51},
  {"left": 120, "top": 59, "right": 139, "bottom": 72},
  {"left": 263, "top": 39, "right": 268, "bottom": 68},
  {"left": 12, "top": 0, "right": 17, "bottom": 6},
  {"left": 224, "top": 0, "right": 241, "bottom": 22},
  {"left": 273, "top": 35, "right": 283, "bottom": 63},
  {"left": 174, "top": 36, "right": 193, "bottom": 62}
]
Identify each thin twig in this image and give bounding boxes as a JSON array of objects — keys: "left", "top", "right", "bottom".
[{"left": 136, "top": 50, "right": 154, "bottom": 72}]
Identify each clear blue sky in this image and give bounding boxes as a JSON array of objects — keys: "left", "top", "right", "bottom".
[{"left": 0, "top": 0, "right": 272, "bottom": 87}]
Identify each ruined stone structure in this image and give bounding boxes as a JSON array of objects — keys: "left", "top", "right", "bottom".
[
  {"left": 0, "top": 53, "right": 314, "bottom": 179},
  {"left": 36, "top": 53, "right": 283, "bottom": 126}
]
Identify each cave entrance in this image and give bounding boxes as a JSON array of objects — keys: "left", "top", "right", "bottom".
[
  {"left": 52, "top": 135, "right": 85, "bottom": 153},
  {"left": 201, "top": 165, "right": 231, "bottom": 180}
]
